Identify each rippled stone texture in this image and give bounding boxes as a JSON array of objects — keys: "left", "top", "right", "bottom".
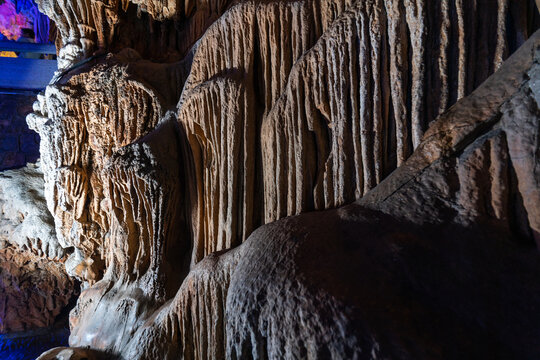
[{"left": 16, "top": 0, "right": 540, "bottom": 358}]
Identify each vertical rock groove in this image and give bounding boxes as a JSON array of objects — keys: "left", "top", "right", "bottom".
[{"left": 24, "top": 0, "right": 539, "bottom": 359}]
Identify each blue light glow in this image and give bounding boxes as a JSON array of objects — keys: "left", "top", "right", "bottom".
[{"left": 0, "top": 327, "right": 69, "bottom": 360}]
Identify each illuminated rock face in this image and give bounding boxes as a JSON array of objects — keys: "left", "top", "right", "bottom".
[{"left": 18, "top": 0, "right": 540, "bottom": 358}]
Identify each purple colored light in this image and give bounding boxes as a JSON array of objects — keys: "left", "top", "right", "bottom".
[{"left": 0, "top": 0, "right": 49, "bottom": 43}]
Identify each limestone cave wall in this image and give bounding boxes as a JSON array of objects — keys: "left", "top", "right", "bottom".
[
  {"left": 0, "top": 164, "right": 77, "bottom": 339},
  {"left": 0, "top": 0, "right": 538, "bottom": 359}
]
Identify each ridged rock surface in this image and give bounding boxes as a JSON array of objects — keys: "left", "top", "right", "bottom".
[
  {"left": 17, "top": 0, "right": 540, "bottom": 358},
  {"left": 225, "top": 31, "right": 540, "bottom": 359},
  {"left": 67, "top": 30, "right": 538, "bottom": 359}
]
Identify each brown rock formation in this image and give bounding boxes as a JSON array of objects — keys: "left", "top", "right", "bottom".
[
  {"left": 224, "top": 30, "right": 540, "bottom": 359},
  {"left": 61, "top": 29, "right": 537, "bottom": 359},
  {"left": 6, "top": 0, "right": 537, "bottom": 358},
  {"left": 0, "top": 245, "right": 74, "bottom": 333},
  {"left": 36, "top": 0, "right": 234, "bottom": 68},
  {"left": 30, "top": 0, "right": 539, "bottom": 280},
  {"left": 0, "top": 165, "right": 77, "bottom": 334}
]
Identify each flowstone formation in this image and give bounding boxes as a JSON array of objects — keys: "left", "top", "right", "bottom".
[{"left": 14, "top": 0, "right": 540, "bottom": 358}]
